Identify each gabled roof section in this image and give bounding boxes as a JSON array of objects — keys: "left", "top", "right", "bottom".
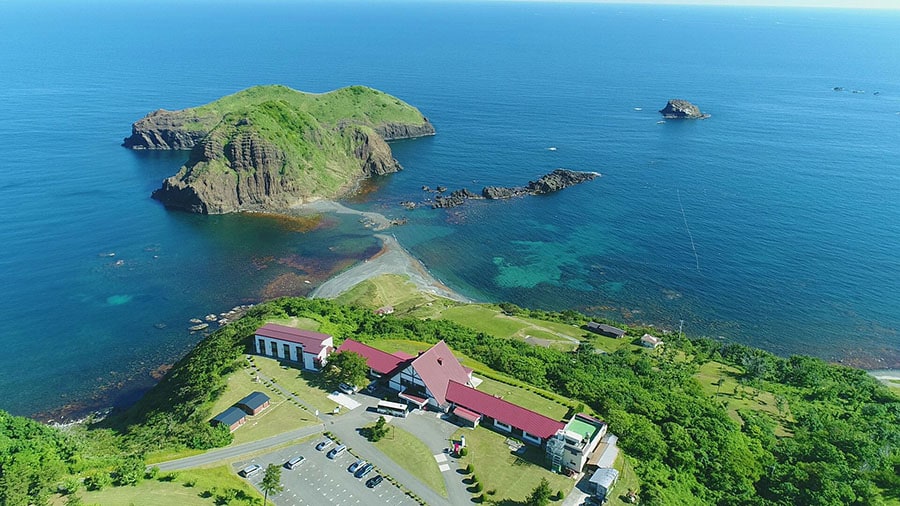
[
  {"left": 446, "top": 380, "right": 565, "bottom": 439},
  {"left": 237, "top": 391, "right": 270, "bottom": 411},
  {"left": 335, "top": 339, "right": 411, "bottom": 375},
  {"left": 409, "top": 340, "right": 471, "bottom": 406},
  {"left": 255, "top": 323, "right": 332, "bottom": 350},
  {"left": 212, "top": 406, "right": 246, "bottom": 426}
]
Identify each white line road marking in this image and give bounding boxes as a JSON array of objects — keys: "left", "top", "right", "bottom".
[
  {"left": 438, "top": 463, "right": 451, "bottom": 472},
  {"left": 434, "top": 453, "right": 447, "bottom": 463}
]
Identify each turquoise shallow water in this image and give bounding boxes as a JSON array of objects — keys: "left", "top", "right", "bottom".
[{"left": 1, "top": 1, "right": 899, "bottom": 418}]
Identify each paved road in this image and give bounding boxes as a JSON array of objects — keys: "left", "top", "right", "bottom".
[
  {"left": 156, "top": 424, "right": 325, "bottom": 471},
  {"left": 324, "top": 395, "right": 456, "bottom": 506}
]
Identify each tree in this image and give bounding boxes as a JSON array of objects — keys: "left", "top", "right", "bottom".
[
  {"left": 261, "top": 464, "right": 283, "bottom": 505},
  {"left": 322, "top": 350, "right": 369, "bottom": 388},
  {"left": 366, "top": 416, "right": 390, "bottom": 442},
  {"left": 525, "top": 478, "right": 553, "bottom": 506}
]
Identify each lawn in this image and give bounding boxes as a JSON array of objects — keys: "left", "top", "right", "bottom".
[
  {"left": 695, "top": 361, "right": 792, "bottom": 436},
  {"left": 264, "top": 316, "right": 322, "bottom": 331},
  {"left": 334, "top": 274, "right": 460, "bottom": 319},
  {"left": 249, "top": 355, "right": 340, "bottom": 416},
  {"left": 440, "top": 305, "right": 581, "bottom": 352},
  {"left": 454, "top": 426, "right": 574, "bottom": 503},
  {"left": 372, "top": 424, "right": 448, "bottom": 497},
  {"left": 67, "top": 466, "right": 260, "bottom": 506},
  {"left": 204, "top": 358, "right": 319, "bottom": 445}
]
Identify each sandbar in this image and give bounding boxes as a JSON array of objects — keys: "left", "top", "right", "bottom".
[{"left": 302, "top": 200, "right": 472, "bottom": 303}]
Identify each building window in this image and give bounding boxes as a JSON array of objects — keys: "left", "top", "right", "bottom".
[
  {"left": 283, "top": 343, "right": 290, "bottom": 359},
  {"left": 523, "top": 431, "right": 542, "bottom": 445},
  {"left": 296, "top": 346, "right": 303, "bottom": 361},
  {"left": 270, "top": 341, "right": 277, "bottom": 356},
  {"left": 494, "top": 419, "right": 512, "bottom": 432},
  {"left": 257, "top": 339, "right": 265, "bottom": 353}
]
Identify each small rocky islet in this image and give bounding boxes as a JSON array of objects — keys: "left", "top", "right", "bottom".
[{"left": 658, "top": 98, "right": 710, "bottom": 119}]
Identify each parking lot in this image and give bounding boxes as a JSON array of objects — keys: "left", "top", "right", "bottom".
[{"left": 235, "top": 438, "right": 419, "bottom": 506}]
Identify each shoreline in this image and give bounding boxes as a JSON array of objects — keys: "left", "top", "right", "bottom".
[
  {"left": 299, "top": 199, "right": 473, "bottom": 303},
  {"left": 310, "top": 233, "right": 474, "bottom": 303},
  {"left": 294, "top": 199, "right": 393, "bottom": 231}
]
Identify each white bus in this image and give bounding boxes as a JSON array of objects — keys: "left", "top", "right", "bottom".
[{"left": 376, "top": 400, "right": 408, "bottom": 418}]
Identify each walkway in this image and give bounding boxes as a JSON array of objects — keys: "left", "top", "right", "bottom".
[{"left": 156, "top": 424, "right": 325, "bottom": 471}]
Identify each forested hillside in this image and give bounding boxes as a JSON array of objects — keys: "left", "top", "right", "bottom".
[{"left": 2, "top": 297, "right": 898, "bottom": 505}]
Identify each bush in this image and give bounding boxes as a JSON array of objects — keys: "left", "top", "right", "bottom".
[
  {"left": 459, "top": 447, "right": 468, "bottom": 457},
  {"left": 555, "top": 490, "right": 564, "bottom": 500},
  {"left": 146, "top": 466, "right": 160, "bottom": 480},
  {"left": 465, "top": 463, "right": 474, "bottom": 474},
  {"left": 84, "top": 472, "right": 112, "bottom": 491},
  {"left": 473, "top": 481, "right": 483, "bottom": 493}
]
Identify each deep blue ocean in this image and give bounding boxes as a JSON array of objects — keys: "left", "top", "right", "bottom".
[{"left": 2, "top": 1, "right": 899, "bottom": 419}]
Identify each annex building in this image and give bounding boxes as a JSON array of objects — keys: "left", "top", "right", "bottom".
[{"left": 254, "top": 323, "right": 333, "bottom": 371}]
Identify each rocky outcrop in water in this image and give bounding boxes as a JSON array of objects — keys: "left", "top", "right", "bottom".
[
  {"left": 432, "top": 188, "right": 483, "bottom": 208},
  {"left": 659, "top": 99, "right": 710, "bottom": 119},
  {"left": 428, "top": 169, "right": 598, "bottom": 209},
  {"left": 525, "top": 168, "right": 598, "bottom": 194}
]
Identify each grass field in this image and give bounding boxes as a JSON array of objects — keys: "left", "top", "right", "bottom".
[
  {"left": 454, "top": 426, "right": 574, "bottom": 503},
  {"left": 249, "top": 356, "right": 340, "bottom": 416},
  {"left": 265, "top": 316, "right": 322, "bottom": 331},
  {"left": 372, "top": 424, "right": 448, "bottom": 497},
  {"left": 68, "top": 466, "right": 260, "bottom": 506},
  {"left": 202, "top": 357, "right": 320, "bottom": 446},
  {"left": 695, "top": 361, "right": 792, "bottom": 436},
  {"left": 334, "top": 274, "right": 460, "bottom": 319}
]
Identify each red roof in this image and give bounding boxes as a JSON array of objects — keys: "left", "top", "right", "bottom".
[
  {"left": 453, "top": 406, "right": 482, "bottom": 423},
  {"left": 446, "top": 380, "right": 565, "bottom": 439},
  {"left": 255, "top": 323, "right": 332, "bottom": 351},
  {"left": 399, "top": 391, "right": 428, "bottom": 406},
  {"left": 409, "top": 341, "right": 471, "bottom": 406},
  {"left": 335, "top": 339, "right": 411, "bottom": 375}
]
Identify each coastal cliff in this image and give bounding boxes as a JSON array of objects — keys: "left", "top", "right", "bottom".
[{"left": 126, "top": 85, "right": 434, "bottom": 213}]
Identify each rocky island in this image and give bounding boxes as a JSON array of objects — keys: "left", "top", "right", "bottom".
[
  {"left": 659, "top": 99, "right": 710, "bottom": 119},
  {"left": 431, "top": 168, "right": 599, "bottom": 208},
  {"left": 124, "top": 85, "right": 434, "bottom": 214}
]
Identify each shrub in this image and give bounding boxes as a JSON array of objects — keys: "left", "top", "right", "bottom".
[
  {"left": 459, "top": 447, "right": 469, "bottom": 457},
  {"left": 465, "top": 463, "right": 474, "bottom": 474},
  {"left": 84, "top": 472, "right": 112, "bottom": 491},
  {"left": 473, "top": 481, "right": 483, "bottom": 493}
]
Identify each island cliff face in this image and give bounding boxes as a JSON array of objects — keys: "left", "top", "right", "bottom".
[{"left": 125, "top": 85, "right": 434, "bottom": 214}]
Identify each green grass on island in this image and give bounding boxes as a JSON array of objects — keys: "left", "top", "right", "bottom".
[
  {"left": 371, "top": 423, "right": 448, "bottom": 498},
  {"left": 189, "top": 84, "right": 429, "bottom": 132}
]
